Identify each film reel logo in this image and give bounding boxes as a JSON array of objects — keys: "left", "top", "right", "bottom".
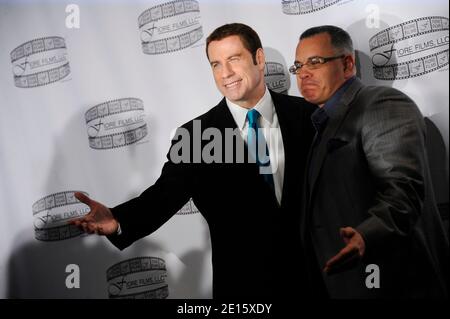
[
  {"left": 176, "top": 198, "right": 199, "bottom": 215},
  {"left": 10, "top": 36, "right": 70, "bottom": 88},
  {"left": 264, "top": 62, "right": 289, "bottom": 94},
  {"left": 370, "top": 16, "right": 449, "bottom": 80},
  {"left": 107, "top": 257, "right": 169, "bottom": 299},
  {"left": 281, "top": 0, "right": 342, "bottom": 15},
  {"left": 138, "top": 0, "right": 203, "bottom": 55},
  {"left": 85, "top": 98, "right": 148, "bottom": 150},
  {"left": 32, "top": 191, "right": 90, "bottom": 241}
]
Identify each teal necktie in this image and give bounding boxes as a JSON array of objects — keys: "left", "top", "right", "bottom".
[{"left": 247, "top": 109, "right": 275, "bottom": 190}]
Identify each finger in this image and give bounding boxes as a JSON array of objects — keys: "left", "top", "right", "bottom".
[
  {"left": 340, "top": 227, "right": 354, "bottom": 238},
  {"left": 326, "top": 251, "right": 360, "bottom": 275},
  {"left": 75, "top": 192, "right": 92, "bottom": 207},
  {"left": 340, "top": 227, "right": 355, "bottom": 245},
  {"left": 86, "top": 222, "right": 97, "bottom": 234},
  {"left": 68, "top": 216, "right": 86, "bottom": 226},
  {"left": 324, "top": 244, "right": 357, "bottom": 273},
  {"left": 81, "top": 222, "right": 89, "bottom": 233},
  {"left": 68, "top": 219, "right": 78, "bottom": 226},
  {"left": 82, "top": 214, "right": 95, "bottom": 223}
]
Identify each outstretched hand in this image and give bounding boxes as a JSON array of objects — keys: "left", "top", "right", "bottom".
[
  {"left": 323, "top": 227, "right": 365, "bottom": 275},
  {"left": 69, "top": 192, "right": 119, "bottom": 236}
]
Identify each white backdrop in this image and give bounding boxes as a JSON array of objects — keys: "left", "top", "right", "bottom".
[{"left": 0, "top": 0, "right": 448, "bottom": 298}]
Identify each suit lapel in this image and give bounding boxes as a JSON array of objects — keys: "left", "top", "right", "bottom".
[
  {"left": 213, "top": 98, "right": 241, "bottom": 131},
  {"left": 215, "top": 91, "right": 293, "bottom": 207},
  {"left": 308, "top": 78, "right": 364, "bottom": 202},
  {"left": 212, "top": 98, "right": 253, "bottom": 166},
  {"left": 270, "top": 91, "right": 292, "bottom": 208}
]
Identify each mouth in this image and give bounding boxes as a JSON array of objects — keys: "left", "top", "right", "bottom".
[
  {"left": 224, "top": 79, "right": 242, "bottom": 89},
  {"left": 301, "top": 83, "right": 318, "bottom": 92},
  {"left": 301, "top": 81, "right": 317, "bottom": 88}
]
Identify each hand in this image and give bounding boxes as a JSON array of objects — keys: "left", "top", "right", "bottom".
[
  {"left": 323, "top": 227, "right": 365, "bottom": 275},
  {"left": 69, "top": 192, "right": 119, "bottom": 236}
]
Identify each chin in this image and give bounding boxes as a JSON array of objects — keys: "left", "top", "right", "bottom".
[
  {"left": 303, "top": 95, "right": 318, "bottom": 104},
  {"left": 226, "top": 93, "right": 244, "bottom": 103}
]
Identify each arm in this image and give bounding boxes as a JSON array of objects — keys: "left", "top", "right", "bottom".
[
  {"left": 71, "top": 125, "right": 197, "bottom": 250},
  {"left": 325, "top": 87, "right": 427, "bottom": 274},
  {"left": 108, "top": 156, "right": 196, "bottom": 250},
  {"left": 356, "top": 87, "right": 426, "bottom": 248}
]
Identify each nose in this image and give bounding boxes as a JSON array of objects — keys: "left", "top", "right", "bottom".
[
  {"left": 297, "top": 66, "right": 311, "bottom": 80},
  {"left": 221, "top": 62, "right": 234, "bottom": 79}
]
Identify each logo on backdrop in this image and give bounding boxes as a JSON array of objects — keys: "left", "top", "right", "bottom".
[
  {"left": 281, "top": 0, "right": 342, "bottom": 15},
  {"left": 370, "top": 16, "right": 449, "bottom": 80},
  {"left": 264, "top": 62, "right": 289, "bottom": 94},
  {"left": 107, "top": 257, "right": 169, "bottom": 299},
  {"left": 85, "top": 98, "right": 148, "bottom": 150},
  {"left": 10, "top": 36, "right": 70, "bottom": 88},
  {"left": 176, "top": 198, "right": 199, "bottom": 215},
  {"left": 32, "top": 191, "right": 90, "bottom": 241},
  {"left": 138, "top": 0, "right": 203, "bottom": 55}
]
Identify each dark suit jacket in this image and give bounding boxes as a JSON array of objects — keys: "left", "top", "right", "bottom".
[
  {"left": 108, "top": 90, "right": 316, "bottom": 298},
  {"left": 302, "top": 78, "right": 449, "bottom": 298}
]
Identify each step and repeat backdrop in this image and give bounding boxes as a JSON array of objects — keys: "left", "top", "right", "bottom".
[{"left": 0, "top": 0, "right": 448, "bottom": 298}]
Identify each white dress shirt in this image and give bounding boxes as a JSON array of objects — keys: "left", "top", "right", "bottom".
[{"left": 226, "top": 87, "right": 285, "bottom": 205}]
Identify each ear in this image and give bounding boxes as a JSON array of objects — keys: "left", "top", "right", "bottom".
[
  {"left": 256, "top": 48, "right": 266, "bottom": 69},
  {"left": 343, "top": 54, "right": 356, "bottom": 78}
]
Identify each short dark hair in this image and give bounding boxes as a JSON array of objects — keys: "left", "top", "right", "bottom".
[
  {"left": 300, "top": 25, "right": 354, "bottom": 55},
  {"left": 206, "top": 23, "right": 262, "bottom": 65}
]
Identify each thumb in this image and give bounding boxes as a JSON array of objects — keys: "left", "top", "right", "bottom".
[
  {"left": 340, "top": 227, "right": 355, "bottom": 241},
  {"left": 75, "top": 192, "right": 92, "bottom": 206}
]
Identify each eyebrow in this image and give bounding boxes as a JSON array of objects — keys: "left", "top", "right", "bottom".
[
  {"left": 209, "top": 53, "right": 242, "bottom": 66},
  {"left": 228, "top": 53, "right": 242, "bottom": 59},
  {"left": 294, "top": 56, "right": 320, "bottom": 63}
]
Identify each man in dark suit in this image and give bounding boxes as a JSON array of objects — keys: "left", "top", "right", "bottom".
[
  {"left": 72, "top": 23, "right": 315, "bottom": 298},
  {"left": 290, "top": 25, "right": 449, "bottom": 298}
]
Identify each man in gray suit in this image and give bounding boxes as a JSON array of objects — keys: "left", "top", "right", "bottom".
[{"left": 290, "top": 25, "right": 449, "bottom": 298}]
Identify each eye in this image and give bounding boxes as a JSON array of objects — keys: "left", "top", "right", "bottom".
[
  {"left": 229, "top": 56, "right": 240, "bottom": 63},
  {"left": 308, "top": 57, "right": 322, "bottom": 65}
]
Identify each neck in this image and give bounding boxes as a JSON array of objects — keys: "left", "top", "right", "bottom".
[{"left": 236, "top": 83, "right": 266, "bottom": 109}]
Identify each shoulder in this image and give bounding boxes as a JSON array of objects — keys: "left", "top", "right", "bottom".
[
  {"left": 358, "top": 85, "right": 415, "bottom": 105},
  {"left": 356, "top": 85, "right": 420, "bottom": 115},
  {"left": 355, "top": 85, "right": 424, "bottom": 130},
  {"left": 270, "top": 90, "right": 317, "bottom": 116},
  {"left": 177, "top": 98, "right": 227, "bottom": 131}
]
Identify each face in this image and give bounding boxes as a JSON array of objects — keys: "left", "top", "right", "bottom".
[
  {"left": 208, "top": 35, "right": 266, "bottom": 109},
  {"left": 294, "top": 33, "right": 355, "bottom": 106}
]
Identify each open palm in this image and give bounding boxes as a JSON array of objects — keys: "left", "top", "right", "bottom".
[{"left": 70, "top": 192, "right": 118, "bottom": 235}]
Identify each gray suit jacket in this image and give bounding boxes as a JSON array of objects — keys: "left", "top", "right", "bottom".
[{"left": 302, "top": 78, "right": 449, "bottom": 298}]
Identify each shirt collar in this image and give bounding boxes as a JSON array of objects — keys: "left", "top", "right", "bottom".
[
  {"left": 322, "top": 76, "right": 356, "bottom": 119},
  {"left": 226, "top": 87, "right": 274, "bottom": 130}
]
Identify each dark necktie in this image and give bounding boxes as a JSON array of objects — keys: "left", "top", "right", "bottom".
[
  {"left": 308, "top": 107, "right": 329, "bottom": 188},
  {"left": 311, "top": 107, "right": 329, "bottom": 137}
]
